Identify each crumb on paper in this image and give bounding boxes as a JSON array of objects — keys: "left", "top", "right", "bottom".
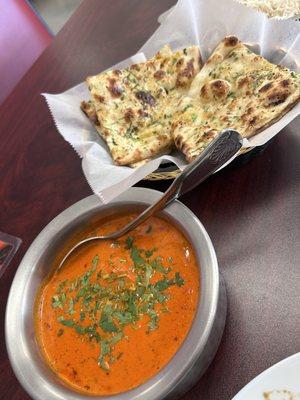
[{"left": 263, "top": 390, "right": 300, "bottom": 400}]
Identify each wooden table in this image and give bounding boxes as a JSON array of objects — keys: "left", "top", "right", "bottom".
[{"left": 0, "top": 1, "right": 299, "bottom": 399}]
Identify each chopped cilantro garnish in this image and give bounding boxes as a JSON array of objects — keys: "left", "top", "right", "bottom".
[
  {"left": 110, "top": 332, "right": 123, "bottom": 345},
  {"left": 155, "top": 278, "right": 172, "bottom": 291},
  {"left": 130, "top": 247, "right": 145, "bottom": 268},
  {"left": 114, "top": 310, "right": 134, "bottom": 325},
  {"left": 79, "top": 311, "right": 85, "bottom": 321},
  {"left": 52, "top": 295, "right": 62, "bottom": 309},
  {"left": 75, "top": 325, "right": 86, "bottom": 335},
  {"left": 92, "top": 254, "right": 99, "bottom": 267},
  {"left": 58, "top": 318, "right": 75, "bottom": 328},
  {"left": 51, "top": 293, "right": 66, "bottom": 309},
  {"left": 174, "top": 272, "right": 185, "bottom": 287},
  {"left": 99, "top": 307, "right": 119, "bottom": 333},
  {"left": 99, "top": 340, "right": 111, "bottom": 371},
  {"left": 56, "top": 280, "right": 67, "bottom": 294},
  {"left": 125, "top": 236, "right": 134, "bottom": 249},
  {"left": 145, "top": 249, "right": 154, "bottom": 258},
  {"left": 67, "top": 298, "right": 75, "bottom": 315},
  {"left": 148, "top": 309, "right": 158, "bottom": 331},
  {"left": 52, "top": 236, "right": 186, "bottom": 371},
  {"left": 144, "top": 265, "right": 152, "bottom": 287}
]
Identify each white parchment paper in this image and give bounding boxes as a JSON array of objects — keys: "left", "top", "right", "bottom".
[{"left": 43, "top": 0, "right": 300, "bottom": 203}]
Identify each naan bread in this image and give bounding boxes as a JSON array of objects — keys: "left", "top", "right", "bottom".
[
  {"left": 172, "top": 36, "right": 300, "bottom": 162},
  {"left": 84, "top": 45, "right": 201, "bottom": 165},
  {"left": 81, "top": 100, "right": 154, "bottom": 168}
]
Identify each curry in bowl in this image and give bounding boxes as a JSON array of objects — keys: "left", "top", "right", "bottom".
[{"left": 35, "top": 213, "right": 200, "bottom": 395}]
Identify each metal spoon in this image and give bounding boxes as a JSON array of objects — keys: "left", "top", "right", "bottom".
[{"left": 58, "top": 129, "right": 243, "bottom": 270}]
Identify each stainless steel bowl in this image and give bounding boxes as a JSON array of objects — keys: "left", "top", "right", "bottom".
[{"left": 5, "top": 187, "right": 226, "bottom": 400}]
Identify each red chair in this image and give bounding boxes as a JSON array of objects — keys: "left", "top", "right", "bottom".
[{"left": 0, "top": 0, "right": 53, "bottom": 105}]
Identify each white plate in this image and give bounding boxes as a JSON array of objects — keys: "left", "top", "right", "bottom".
[{"left": 232, "top": 353, "right": 300, "bottom": 400}]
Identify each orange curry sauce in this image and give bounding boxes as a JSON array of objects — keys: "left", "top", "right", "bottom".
[{"left": 35, "top": 214, "right": 199, "bottom": 395}]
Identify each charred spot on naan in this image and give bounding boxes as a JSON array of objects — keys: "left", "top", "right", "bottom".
[
  {"left": 135, "top": 90, "right": 156, "bottom": 106},
  {"left": 107, "top": 78, "right": 123, "bottom": 98},
  {"left": 200, "top": 79, "right": 231, "bottom": 100},
  {"left": 237, "top": 75, "right": 254, "bottom": 90},
  {"left": 81, "top": 101, "right": 101, "bottom": 127},
  {"left": 223, "top": 35, "right": 239, "bottom": 47},
  {"left": 153, "top": 69, "right": 166, "bottom": 79},
  {"left": 124, "top": 108, "right": 135, "bottom": 123},
  {"left": 176, "top": 60, "right": 196, "bottom": 87}
]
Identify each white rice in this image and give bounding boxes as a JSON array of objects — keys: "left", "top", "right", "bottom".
[{"left": 235, "top": 0, "right": 300, "bottom": 19}]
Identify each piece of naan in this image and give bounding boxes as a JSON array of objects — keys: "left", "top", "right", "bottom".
[
  {"left": 172, "top": 36, "right": 300, "bottom": 162},
  {"left": 83, "top": 45, "right": 201, "bottom": 165},
  {"left": 81, "top": 100, "right": 153, "bottom": 168}
]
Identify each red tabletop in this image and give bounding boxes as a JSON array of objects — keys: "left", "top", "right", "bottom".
[{"left": 0, "top": 1, "right": 299, "bottom": 399}]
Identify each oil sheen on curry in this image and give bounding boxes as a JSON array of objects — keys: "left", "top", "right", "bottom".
[{"left": 35, "top": 214, "right": 200, "bottom": 395}]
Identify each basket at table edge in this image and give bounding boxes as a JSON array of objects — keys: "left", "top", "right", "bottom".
[{"left": 145, "top": 146, "right": 254, "bottom": 180}]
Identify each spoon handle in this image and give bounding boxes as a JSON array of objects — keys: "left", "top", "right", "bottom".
[
  {"left": 176, "top": 129, "right": 243, "bottom": 197},
  {"left": 107, "top": 129, "right": 243, "bottom": 239}
]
